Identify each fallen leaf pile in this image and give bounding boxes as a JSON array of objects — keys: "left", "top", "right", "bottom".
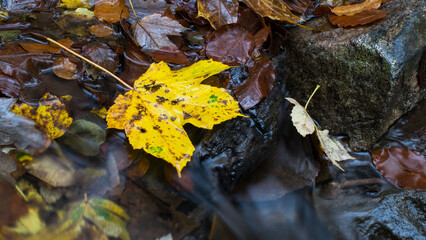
[{"left": 107, "top": 60, "right": 243, "bottom": 175}]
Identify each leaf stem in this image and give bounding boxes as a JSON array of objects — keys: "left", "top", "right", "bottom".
[
  {"left": 305, "top": 85, "right": 320, "bottom": 110},
  {"left": 128, "top": 0, "right": 160, "bottom": 48},
  {"left": 46, "top": 37, "right": 133, "bottom": 90}
]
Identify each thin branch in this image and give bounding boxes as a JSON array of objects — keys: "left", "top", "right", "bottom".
[
  {"left": 305, "top": 85, "right": 320, "bottom": 110},
  {"left": 46, "top": 37, "right": 133, "bottom": 90},
  {"left": 128, "top": 0, "right": 160, "bottom": 48}
]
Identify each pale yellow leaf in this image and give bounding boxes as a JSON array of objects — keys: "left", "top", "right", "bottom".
[
  {"left": 286, "top": 97, "right": 315, "bottom": 137},
  {"left": 316, "top": 129, "right": 355, "bottom": 171}
]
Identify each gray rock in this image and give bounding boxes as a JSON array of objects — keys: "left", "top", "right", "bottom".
[
  {"left": 281, "top": 0, "right": 425, "bottom": 150},
  {"left": 190, "top": 56, "right": 286, "bottom": 192}
]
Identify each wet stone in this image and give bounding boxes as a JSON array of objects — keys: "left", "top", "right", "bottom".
[{"left": 280, "top": 0, "right": 426, "bottom": 151}]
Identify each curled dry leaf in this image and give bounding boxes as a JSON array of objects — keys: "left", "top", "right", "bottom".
[
  {"left": 206, "top": 25, "right": 254, "bottom": 66},
  {"left": 328, "top": 9, "right": 386, "bottom": 27},
  {"left": 197, "top": 0, "right": 239, "bottom": 29},
  {"left": 12, "top": 93, "right": 73, "bottom": 139},
  {"left": 94, "top": 0, "right": 130, "bottom": 23},
  {"left": 89, "top": 22, "right": 113, "bottom": 37},
  {"left": 106, "top": 60, "right": 243, "bottom": 175},
  {"left": 285, "top": 97, "right": 315, "bottom": 137},
  {"left": 133, "top": 13, "right": 189, "bottom": 53},
  {"left": 371, "top": 148, "right": 426, "bottom": 190},
  {"left": 234, "top": 55, "right": 275, "bottom": 110},
  {"left": 241, "top": 0, "right": 302, "bottom": 24},
  {"left": 331, "top": 0, "right": 382, "bottom": 16}
]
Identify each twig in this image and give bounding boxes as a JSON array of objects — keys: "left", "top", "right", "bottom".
[
  {"left": 128, "top": 0, "right": 160, "bottom": 48},
  {"left": 305, "top": 85, "right": 320, "bottom": 110},
  {"left": 46, "top": 37, "right": 133, "bottom": 90}
]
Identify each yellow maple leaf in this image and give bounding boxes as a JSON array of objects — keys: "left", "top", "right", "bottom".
[
  {"left": 12, "top": 93, "right": 73, "bottom": 139},
  {"left": 107, "top": 60, "right": 244, "bottom": 175}
]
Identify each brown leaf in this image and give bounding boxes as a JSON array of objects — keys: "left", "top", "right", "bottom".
[
  {"left": 237, "top": 5, "right": 263, "bottom": 33},
  {"left": 206, "top": 25, "right": 254, "bottom": 66},
  {"left": 94, "top": 0, "right": 130, "bottom": 23},
  {"left": 328, "top": 10, "right": 386, "bottom": 27},
  {"left": 133, "top": 13, "right": 189, "bottom": 53},
  {"left": 149, "top": 46, "right": 191, "bottom": 65},
  {"left": 331, "top": 0, "right": 381, "bottom": 16},
  {"left": 126, "top": 0, "right": 171, "bottom": 20},
  {"left": 164, "top": 164, "right": 193, "bottom": 192},
  {"left": 371, "top": 148, "right": 426, "bottom": 190},
  {"left": 169, "top": 0, "right": 208, "bottom": 25},
  {"left": 253, "top": 27, "right": 270, "bottom": 53},
  {"left": 0, "top": 74, "right": 22, "bottom": 98},
  {"left": 52, "top": 57, "right": 83, "bottom": 80},
  {"left": 197, "top": 0, "right": 239, "bottom": 29},
  {"left": 19, "top": 38, "right": 73, "bottom": 54},
  {"left": 241, "top": 0, "right": 302, "bottom": 24},
  {"left": 82, "top": 42, "right": 119, "bottom": 74},
  {"left": 89, "top": 22, "right": 113, "bottom": 37},
  {"left": 234, "top": 55, "right": 275, "bottom": 109},
  {"left": 283, "top": 0, "right": 314, "bottom": 14},
  {"left": 0, "top": 180, "right": 28, "bottom": 227}
]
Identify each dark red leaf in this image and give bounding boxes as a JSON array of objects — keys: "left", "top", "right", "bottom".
[
  {"left": 0, "top": 180, "right": 28, "bottom": 226},
  {"left": 237, "top": 5, "right": 263, "bottom": 33},
  {"left": 206, "top": 25, "right": 254, "bottom": 66},
  {"left": 149, "top": 46, "right": 191, "bottom": 65},
  {"left": 328, "top": 10, "right": 386, "bottom": 28},
  {"left": 371, "top": 148, "right": 426, "bottom": 190},
  {"left": 253, "top": 27, "right": 270, "bottom": 53},
  {"left": 234, "top": 55, "right": 275, "bottom": 110}
]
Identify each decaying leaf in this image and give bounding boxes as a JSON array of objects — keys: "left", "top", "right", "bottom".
[
  {"left": 12, "top": 93, "right": 73, "bottom": 139},
  {"left": 241, "top": 0, "right": 302, "bottom": 25},
  {"left": 205, "top": 25, "right": 254, "bottom": 66},
  {"left": 331, "top": 0, "right": 382, "bottom": 16},
  {"left": 0, "top": 98, "right": 46, "bottom": 151},
  {"left": 328, "top": 9, "right": 386, "bottom": 27},
  {"left": 52, "top": 57, "right": 81, "bottom": 80},
  {"left": 67, "top": 197, "right": 130, "bottom": 240},
  {"left": 107, "top": 60, "right": 243, "bottom": 175},
  {"left": 286, "top": 96, "right": 354, "bottom": 170},
  {"left": 234, "top": 55, "right": 275, "bottom": 110},
  {"left": 285, "top": 97, "right": 315, "bottom": 137},
  {"left": 19, "top": 38, "right": 73, "bottom": 54},
  {"left": 94, "top": 0, "right": 130, "bottom": 23},
  {"left": 89, "top": 22, "right": 113, "bottom": 37},
  {"left": 133, "top": 13, "right": 189, "bottom": 53},
  {"left": 197, "top": 0, "right": 239, "bottom": 29},
  {"left": 371, "top": 148, "right": 426, "bottom": 190}
]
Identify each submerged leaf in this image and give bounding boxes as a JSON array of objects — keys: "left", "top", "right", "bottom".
[
  {"left": 12, "top": 93, "right": 73, "bottom": 139},
  {"left": 133, "top": 13, "right": 189, "bottom": 53},
  {"left": 371, "top": 148, "right": 426, "bottom": 190},
  {"left": 197, "top": 0, "right": 239, "bottom": 29},
  {"left": 241, "top": 0, "right": 302, "bottom": 24},
  {"left": 107, "top": 60, "right": 243, "bottom": 174},
  {"left": 331, "top": 0, "right": 382, "bottom": 16}
]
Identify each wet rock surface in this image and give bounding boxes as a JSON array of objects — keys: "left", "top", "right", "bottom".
[
  {"left": 281, "top": 0, "right": 426, "bottom": 151},
  {"left": 190, "top": 55, "right": 286, "bottom": 192}
]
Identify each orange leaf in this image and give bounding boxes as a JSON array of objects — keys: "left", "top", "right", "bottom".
[
  {"left": 328, "top": 10, "right": 386, "bottom": 28},
  {"left": 331, "top": 0, "right": 382, "bottom": 16},
  {"left": 94, "top": 0, "right": 130, "bottom": 23}
]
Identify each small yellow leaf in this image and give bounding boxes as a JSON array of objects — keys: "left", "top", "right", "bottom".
[
  {"left": 107, "top": 60, "right": 243, "bottom": 175},
  {"left": 285, "top": 97, "right": 315, "bottom": 137},
  {"left": 91, "top": 107, "right": 108, "bottom": 119},
  {"left": 58, "top": 0, "right": 92, "bottom": 9},
  {"left": 12, "top": 93, "right": 73, "bottom": 139},
  {"left": 316, "top": 129, "right": 354, "bottom": 171},
  {"left": 331, "top": 0, "right": 382, "bottom": 16},
  {"left": 63, "top": 8, "right": 95, "bottom": 18}
]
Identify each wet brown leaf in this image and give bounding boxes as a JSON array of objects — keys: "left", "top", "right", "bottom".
[
  {"left": 241, "top": 0, "right": 302, "bottom": 24},
  {"left": 371, "top": 148, "right": 426, "bottom": 190},
  {"left": 133, "top": 13, "right": 189, "bottom": 53},
  {"left": 234, "top": 55, "right": 275, "bottom": 110},
  {"left": 149, "top": 47, "right": 191, "bottom": 65},
  {"left": 283, "top": 0, "right": 314, "bottom": 14},
  {"left": 328, "top": 10, "right": 386, "bottom": 27},
  {"left": 82, "top": 41, "right": 119, "bottom": 74},
  {"left": 169, "top": 0, "right": 208, "bottom": 25},
  {"left": 89, "top": 22, "right": 113, "bottom": 37},
  {"left": 206, "top": 25, "right": 254, "bottom": 66},
  {"left": 331, "top": 0, "right": 381, "bottom": 16},
  {"left": 0, "top": 180, "right": 28, "bottom": 227},
  {"left": 53, "top": 57, "right": 82, "bottom": 80},
  {"left": 237, "top": 5, "right": 263, "bottom": 33},
  {"left": 197, "top": 0, "right": 239, "bottom": 29},
  {"left": 94, "top": 0, "right": 130, "bottom": 23},
  {"left": 19, "top": 38, "right": 73, "bottom": 54},
  {"left": 126, "top": 0, "right": 170, "bottom": 20}
]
